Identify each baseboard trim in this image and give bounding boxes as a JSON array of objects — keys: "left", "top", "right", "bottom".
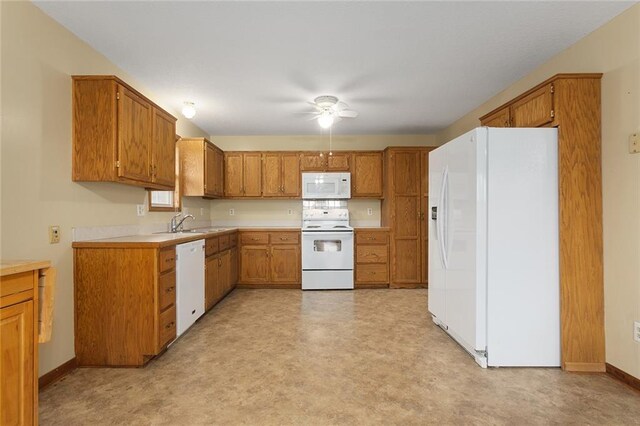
[
  {"left": 389, "top": 283, "right": 428, "bottom": 289},
  {"left": 355, "top": 283, "right": 389, "bottom": 289},
  {"left": 606, "top": 363, "right": 640, "bottom": 392},
  {"left": 39, "top": 357, "right": 77, "bottom": 391},
  {"left": 563, "top": 361, "right": 606, "bottom": 372},
  {"left": 236, "top": 283, "right": 301, "bottom": 289}
]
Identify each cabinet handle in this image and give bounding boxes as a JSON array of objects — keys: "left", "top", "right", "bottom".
[
  {"left": 252, "top": 237, "right": 259, "bottom": 241},
  {"left": 166, "top": 286, "right": 174, "bottom": 293},
  {"left": 280, "top": 237, "right": 288, "bottom": 241},
  {"left": 165, "top": 322, "right": 174, "bottom": 329},
  {"left": 367, "top": 237, "right": 375, "bottom": 240}
]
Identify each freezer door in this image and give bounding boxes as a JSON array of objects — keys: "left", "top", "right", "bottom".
[
  {"left": 428, "top": 146, "right": 447, "bottom": 324},
  {"left": 442, "top": 128, "right": 487, "bottom": 355}
]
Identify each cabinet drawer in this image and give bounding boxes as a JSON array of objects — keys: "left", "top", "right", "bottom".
[
  {"left": 159, "top": 304, "right": 176, "bottom": 348},
  {"left": 240, "top": 232, "right": 269, "bottom": 245},
  {"left": 356, "top": 264, "right": 389, "bottom": 283},
  {"left": 356, "top": 245, "right": 388, "bottom": 263},
  {"left": 0, "top": 271, "right": 36, "bottom": 298},
  {"left": 219, "top": 234, "right": 230, "bottom": 251},
  {"left": 159, "top": 248, "right": 176, "bottom": 273},
  {"left": 158, "top": 271, "right": 176, "bottom": 312},
  {"left": 270, "top": 232, "right": 299, "bottom": 245},
  {"left": 230, "top": 232, "right": 238, "bottom": 248},
  {"left": 356, "top": 232, "right": 389, "bottom": 245},
  {"left": 206, "top": 237, "right": 219, "bottom": 257}
]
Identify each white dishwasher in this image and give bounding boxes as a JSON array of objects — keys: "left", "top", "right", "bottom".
[{"left": 176, "top": 239, "right": 205, "bottom": 337}]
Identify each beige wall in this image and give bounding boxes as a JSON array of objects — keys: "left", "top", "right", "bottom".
[
  {"left": 438, "top": 5, "right": 640, "bottom": 378},
  {"left": 0, "top": 2, "right": 211, "bottom": 375}
]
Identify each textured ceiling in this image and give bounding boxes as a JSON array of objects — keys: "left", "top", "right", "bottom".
[{"left": 35, "top": 1, "right": 634, "bottom": 135}]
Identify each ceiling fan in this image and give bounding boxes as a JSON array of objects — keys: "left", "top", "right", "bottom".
[{"left": 306, "top": 95, "right": 358, "bottom": 128}]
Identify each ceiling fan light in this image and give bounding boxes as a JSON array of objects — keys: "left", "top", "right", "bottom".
[
  {"left": 182, "top": 101, "right": 196, "bottom": 119},
  {"left": 318, "top": 112, "right": 334, "bottom": 129}
]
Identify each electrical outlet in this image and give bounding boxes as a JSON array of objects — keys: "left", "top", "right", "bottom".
[
  {"left": 367, "top": 208, "right": 373, "bottom": 216},
  {"left": 136, "top": 204, "right": 145, "bottom": 216},
  {"left": 634, "top": 321, "right": 640, "bottom": 343},
  {"left": 229, "top": 208, "right": 235, "bottom": 216},
  {"left": 630, "top": 133, "right": 639, "bottom": 154},
  {"left": 288, "top": 209, "right": 293, "bottom": 215},
  {"left": 49, "top": 226, "right": 60, "bottom": 244}
]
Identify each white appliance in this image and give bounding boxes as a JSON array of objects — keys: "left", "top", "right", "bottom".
[
  {"left": 302, "top": 172, "right": 351, "bottom": 199},
  {"left": 302, "top": 208, "right": 354, "bottom": 290},
  {"left": 429, "top": 127, "right": 560, "bottom": 368},
  {"left": 176, "top": 239, "right": 205, "bottom": 337}
]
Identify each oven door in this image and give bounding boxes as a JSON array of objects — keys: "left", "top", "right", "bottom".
[{"left": 302, "top": 231, "right": 354, "bottom": 270}]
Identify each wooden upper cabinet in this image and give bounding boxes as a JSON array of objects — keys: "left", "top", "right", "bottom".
[
  {"left": 480, "top": 106, "right": 511, "bottom": 127},
  {"left": 224, "top": 152, "right": 262, "bottom": 197},
  {"left": 327, "top": 153, "right": 350, "bottom": 171},
  {"left": 224, "top": 153, "right": 243, "bottom": 196},
  {"left": 300, "top": 152, "right": 327, "bottom": 171},
  {"left": 243, "top": 153, "right": 263, "bottom": 196},
  {"left": 263, "top": 152, "right": 301, "bottom": 198},
  {"left": 352, "top": 152, "right": 383, "bottom": 198},
  {"left": 510, "top": 83, "right": 554, "bottom": 127},
  {"left": 178, "top": 138, "right": 223, "bottom": 198},
  {"left": 72, "top": 76, "right": 177, "bottom": 190},
  {"left": 152, "top": 108, "right": 177, "bottom": 187},
  {"left": 117, "top": 85, "right": 153, "bottom": 183}
]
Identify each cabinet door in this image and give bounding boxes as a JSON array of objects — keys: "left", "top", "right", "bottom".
[
  {"left": 270, "top": 245, "right": 300, "bottom": 284},
  {"left": 117, "top": 85, "right": 153, "bottom": 183},
  {"left": 243, "top": 153, "right": 263, "bottom": 196},
  {"left": 300, "top": 153, "right": 327, "bottom": 171},
  {"left": 0, "top": 300, "right": 34, "bottom": 426},
  {"left": 220, "top": 250, "right": 231, "bottom": 294},
  {"left": 480, "top": 107, "right": 511, "bottom": 128},
  {"left": 281, "top": 153, "right": 300, "bottom": 197},
  {"left": 224, "top": 153, "right": 243, "bottom": 196},
  {"left": 151, "top": 108, "right": 176, "bottom": 188},
  {"left": 205, "top": 255, "right": 219, "bottom": 310},
  {"left": 327, "top": 153, "right": 350, "bottom": 171},
  {"left": 511, "top": 84, "right": 554, "bottom": 127},
  {"left": 392, "top": 151, "right": 421, "bottom": 284},
  {"left": 230, "top": 247, "right": 238, "bottom": 287},
  {"left": 215, "top": 148, "right": 224, "bottom": 196},
  {"left": 262, "top": 153, "right": 282, "bottom": 197},
  {"left": 352, "top": 152, "right": 383, "bottom": 197},
  {"left": 204, "top": 143, "right": 217, "bottom": 197},
  {"left": 240, "top": 246, "right": 269, "bottom": 283}
]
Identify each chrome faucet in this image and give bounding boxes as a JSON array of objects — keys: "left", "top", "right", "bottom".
[{"left": 170, "top": 212, "right": 195, "bottom": 233}]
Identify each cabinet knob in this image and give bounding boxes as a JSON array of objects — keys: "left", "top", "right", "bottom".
[{"left": 165, "top": 322, "right": 174, "bottom": 329}]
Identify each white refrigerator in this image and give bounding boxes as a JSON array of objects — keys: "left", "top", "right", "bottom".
[{"left": 428, "top": 127, "right": 560, "bottom": 368}]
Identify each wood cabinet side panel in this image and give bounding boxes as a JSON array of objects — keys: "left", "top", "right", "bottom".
[
  {"left": 152, "top": 108, "right": 177, "bottom": 188},
  {"left": 555, "top": 78, "right": 605, "bottom": 366},
  {"left": 72, "top": 78, "right": 117, "bottom": 181},
  {"left": 74, "top": 248, "right": 157, "bottom": 366}
]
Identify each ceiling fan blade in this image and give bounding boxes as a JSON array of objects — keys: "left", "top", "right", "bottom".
[
  {"left": 338, "top": 110, "right": 358, "bottom": 118},
  {"left": 307, "top": 101, "right": 322, "bottom": 110},
  {"left": 334, "top": 101, "right": 349, "bottom": 111},
  {"left": 307, "top": 115, "right": 321, "bottom": 121}
]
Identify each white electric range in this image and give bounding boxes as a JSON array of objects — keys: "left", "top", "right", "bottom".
[{"left": 301, "top": 208, "right": 354, "bottom": 290}]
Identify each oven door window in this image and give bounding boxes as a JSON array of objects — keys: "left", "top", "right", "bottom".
[{"left": 314, "top": 240, "right": 342, "bottom": 252}]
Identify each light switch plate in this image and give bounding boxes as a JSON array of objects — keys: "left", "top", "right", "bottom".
[
  {"left": 288, "top": 209, "right": 293, "bottom": 215},
  {"left": 630, "top": 133, "right": 639, "bottom": 154},
  {"left": 634, "top": 321, "right": 640, "bottom": 343},
  {"left": 229, "top": 208, "right": 235, "bottom": 216},
  {"left": 136, "top": 204, "right": 145, "bottom": 216},
  {"left": 49, "top": 226, "right": 60, "bottom": 244}
]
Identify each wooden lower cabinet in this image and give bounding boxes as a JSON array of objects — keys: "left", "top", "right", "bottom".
[
  {"left": 355, "top": 229, "right": 390, "bottom": 288},
  {"left": 238, "top": 230, "right": 300, "bottom": 287},
  {"left": 1, "top": 262, "right": 49, "bottom": 426},
  {"left": 73, "top": 246, "right": 177, "bottom": 366},
  {"left": 205, "top": 232, "right": 237, "bottom": 311}
]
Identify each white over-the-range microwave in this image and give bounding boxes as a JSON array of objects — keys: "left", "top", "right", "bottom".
[{"left": 301, "top": 172, "right": 351, "bottom": 199}]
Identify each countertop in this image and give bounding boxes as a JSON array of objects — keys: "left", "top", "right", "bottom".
[
  {"left": 72, "top": 227, "right": 239, "bottom": 249},
  {"left": 1, "top": 260, "right": 51, "bottom": 276}
]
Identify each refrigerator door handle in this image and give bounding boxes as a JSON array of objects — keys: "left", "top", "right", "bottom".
[{"left": 438, "top": 167, "right": 449, "bottom": 269}]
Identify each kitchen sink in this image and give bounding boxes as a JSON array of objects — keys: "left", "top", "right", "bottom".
[{"left": 153, "top": 229, "right": 208, "bottom": 235}]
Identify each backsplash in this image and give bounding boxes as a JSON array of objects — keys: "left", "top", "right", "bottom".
[{"left": 72, "top": 219, "right": 213, "bottom": 241}]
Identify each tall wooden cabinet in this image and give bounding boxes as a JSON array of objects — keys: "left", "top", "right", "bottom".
[
  {"left": 179, "top": 137, "right": 224, "bottom": 198},
  {"left": 1, "top": 261, "right": 50, "bottom": 426},
  {"left": 382, "top": 147, "right": 433, "bottom": 288},
  {"left": 479, "top": 73, "right": 604, "bottom": 372},
  {"left": 72, "top": 76, "right": 177, "bottom": 190}
]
